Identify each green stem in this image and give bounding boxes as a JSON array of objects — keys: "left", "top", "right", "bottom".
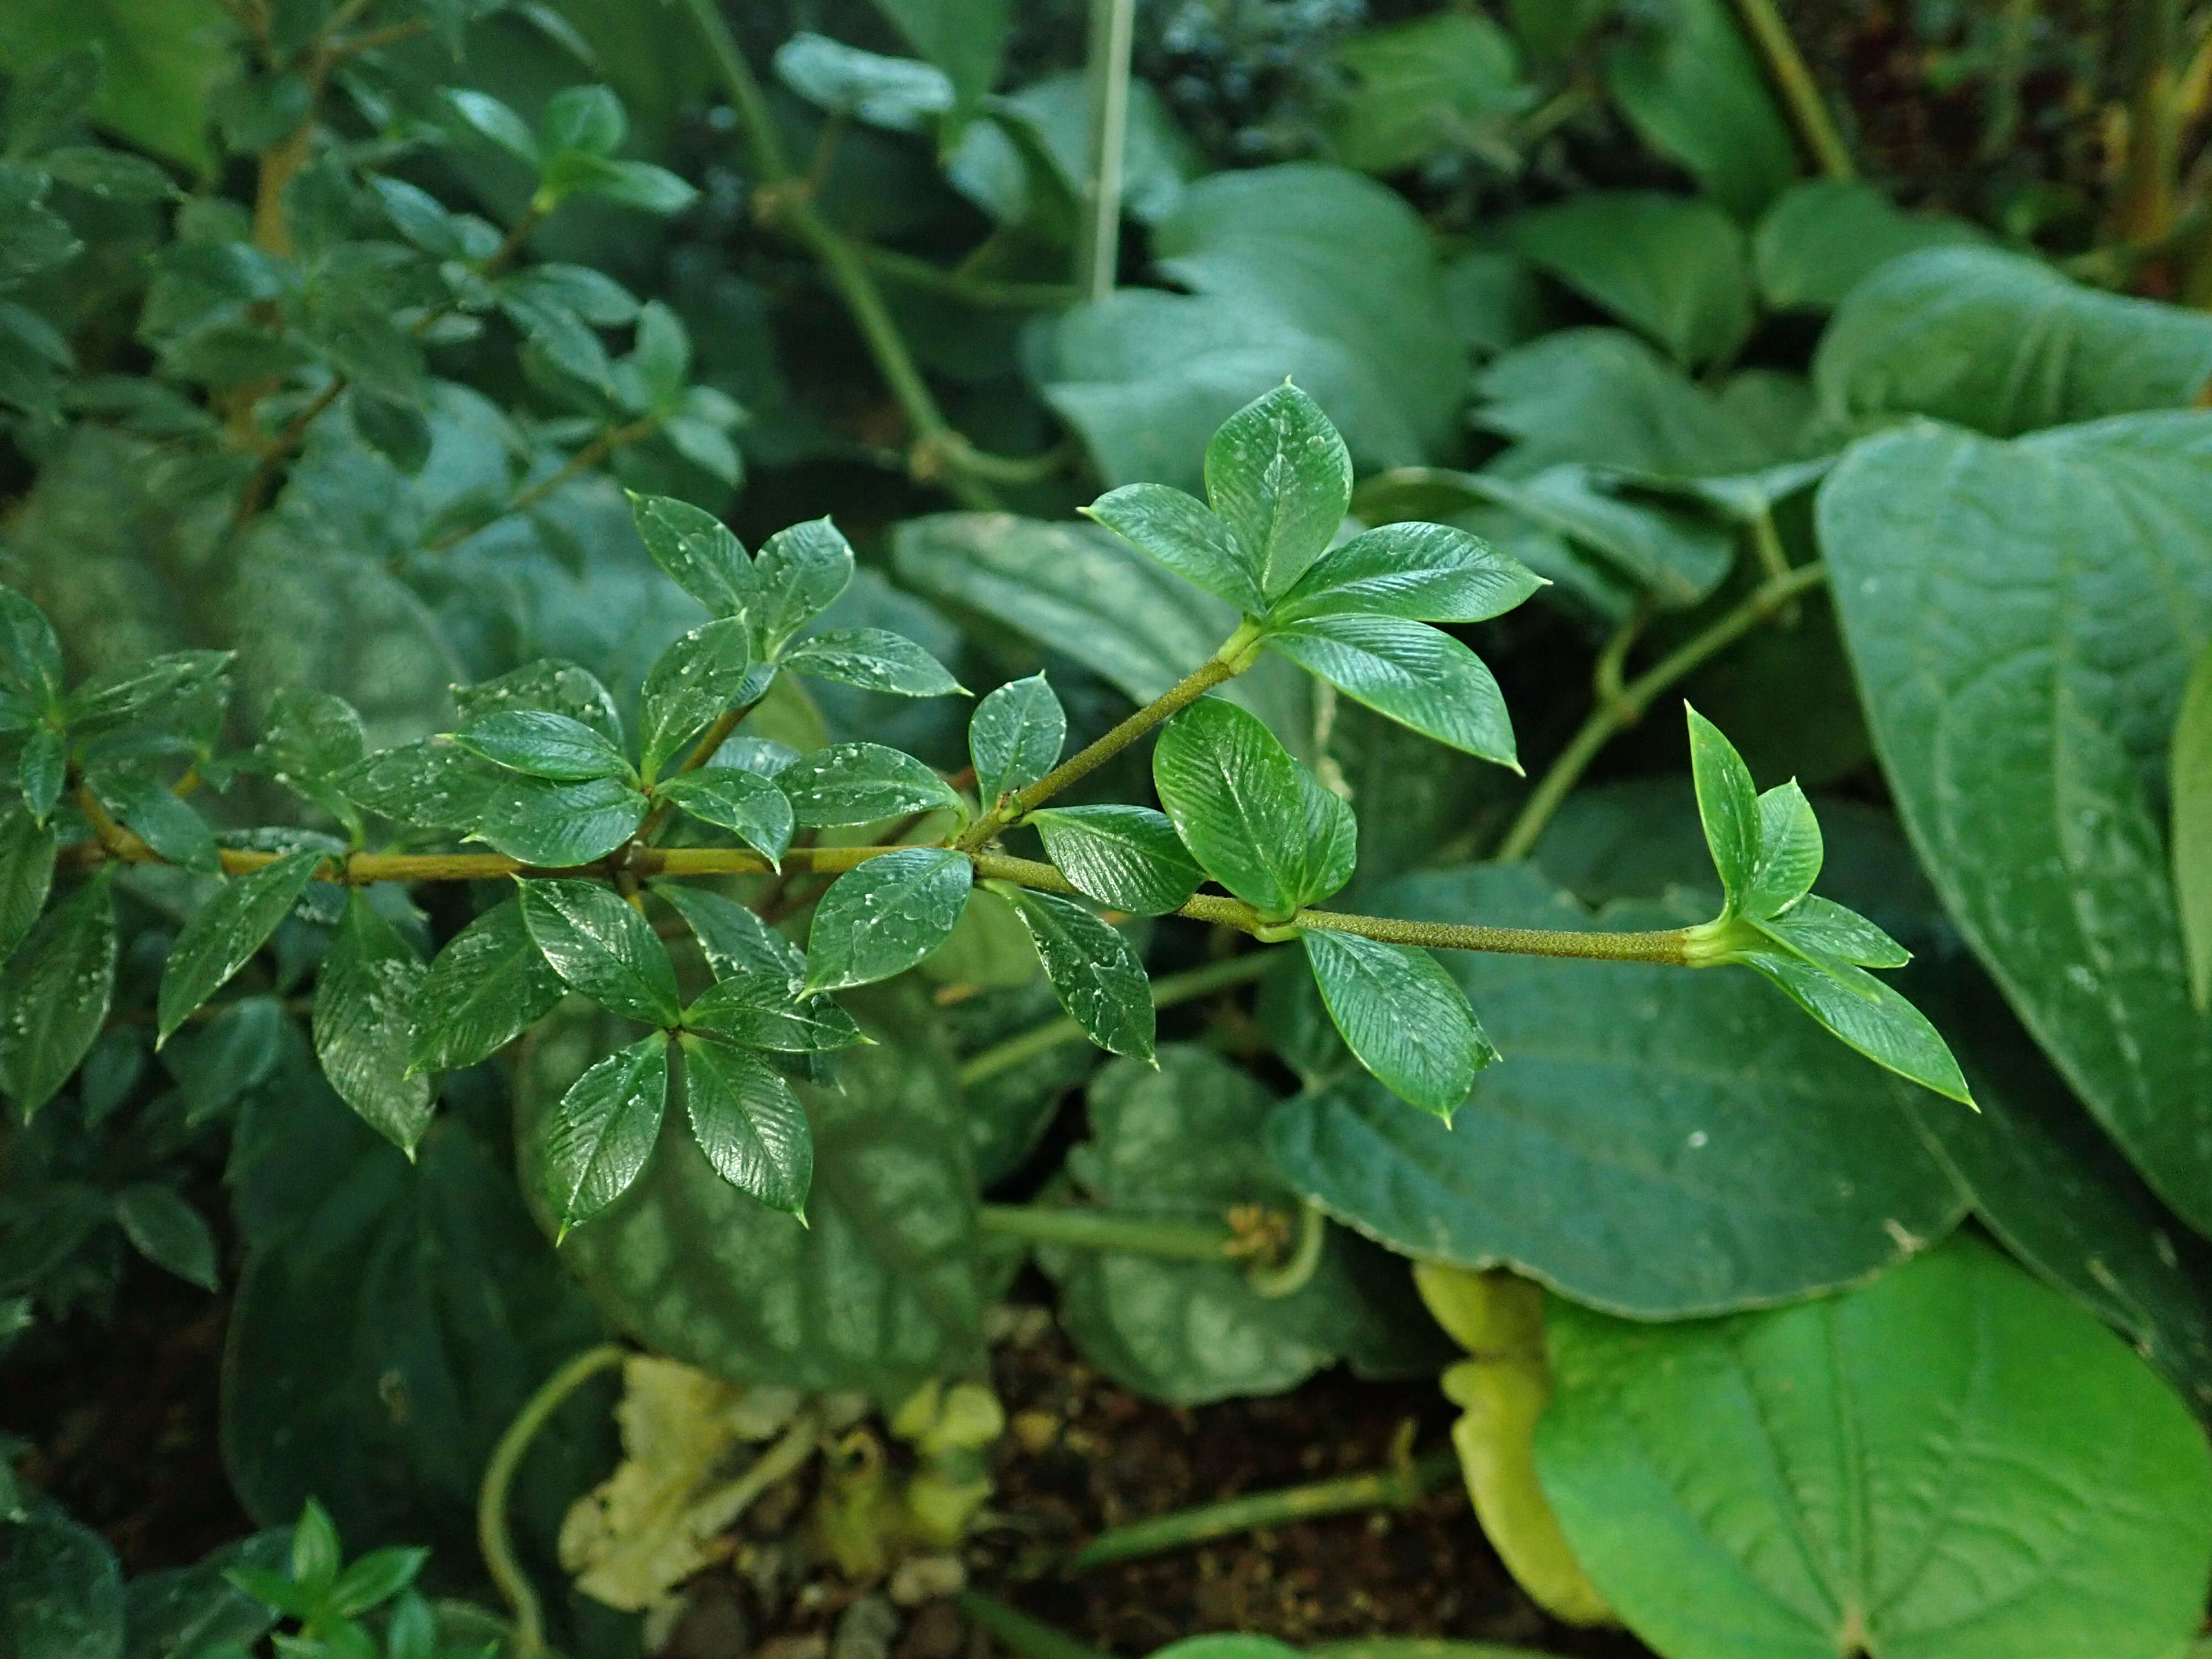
[
  {"left": 855, "top": 243, "right": 1078, "bottom": 310},
  {"left": 1726, "top": 0, "right": 1855, "bottom": 179},
  {"left": 975, "top": 1204, "right": 1239, "bottom": 1261},
  {"left": 1066, "top": 1450, "right": 1459, "bottom": 1571},
  {"left": 478, "top": 1343, "right": 628, "bottom": 1656},
  {"left": 1494, "top": 560, "right": 1829, "bottom": 863},
  {"left": 956, "top": 950, "right": 1281, "bottom": 1087},
  {"left": 954, "top": 1595, "right": 1115, "bottom": 1659},
  {"left": 956, "top": 632, "right": 1255, "bottom": 852},
  {"left": 1078, "top": 0, "right": 1139, "bottom": 302}
]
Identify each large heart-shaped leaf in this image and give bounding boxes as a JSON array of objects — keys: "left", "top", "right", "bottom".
[
  {"left": 1265, "top": 864, "right": 1966, "bottom": 1317},
  {"left": 1819, "top": 414, "right": 2212, "bottom": 1229},
  {"left": 1506, "top": 192, "right": 1754, "bottom": 369},
  {"left": 1537, "top": 1238, "right": 2212, "bottom": 1659}
]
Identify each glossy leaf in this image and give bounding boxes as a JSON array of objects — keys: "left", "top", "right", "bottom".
[
  {"left": 538, "top": 1034, "right": 670, "bottom": 1234},
  {"left": 1507, "top": 192, "right": 1753, "bottom": 369},
  {"left": 684, "top": 969, "right": 862, "bottom": 1056},
  {"left": 638, "top": 618, "right": 754, "bottom": 775},
  {"left": 753, "top": 518, "right": 854, "bottom": 656},
  {"left": 654, "top": 882, "right": 808, "bottom": 980},
  {"left": 518, "top": 878, "right": 682, "bottom": 1026},
  {"left": 652, "top": 769, "right": 793, "bottom": 865},
  {"left": 630, "top": 492, "right": 756, "bottom": 619},
  {"left": 779, "top": 742, "right": 960, "bottom": 827},
  {"left": 1756, "top": 893, "right": 1909, "bottom": 969},
  {"left": 455, "top": 709, "right": 629, "bottom": 782},
  {"left": 1083, "top": 482, "right": 1265, "bottom": 612},
  {"left": 157, "top": 853, "right": 322, "bottom": 1045},
  {"left": 1271, "top": 521, "right": 1542, "bottom": 625},
  {"left": 2177, "top": 639, "right": 2212, "bottom": 1010},
  {"left": 1266, "top": 614, "right": 1516, "bottom": 766},
  {"left": 17, "top": 727, "right": 61, "bottom": 823},
  {"left": 450, "top": 659, "right": 623, "bottom": 744},
  {"left": 1030, "top": 805, "right": 1204, "bottom": 915},
  {"left": 1686, "top": 705, "right": 1759, "bottom": 902},
  {"left": 779, "top": 628, "right": 963, "bottom": 697},
  {"left": 1302, "top": 928, "right": 1494, "bottom": 1118},
  {"left": 1152, "top": 698, "right": 1311, "bottom": 916},
  {"left": 337, "top": 738, "right": 499, "bottom": 832},
  {"left": 1743, "top": 779, "right": 1822, "bottom": 917},
  {"left": 0, "top": 588, "right": 61, "bottom": 708},
  {"left": 1736, "top": 948, "right": 1972, "bottom": 1104},
  {"left": 968, "top": 674, "right": 1065, "bottom": 807},
  {"left": 115, "top": 1182, "right": 218, "bottom": 1290},
  {"left": 89, "top": 768, "right": 218, "bottom": 873},
  {"left": 1206, "top": 382, "right": 1353, "bottom": 599},
  {"left": 679, "top": 1034, "right": 812, "bottom": 1215},
  {"left": 0, "top": 1505, "right": 122, "bottom": 1659},
  {"left": 313, "top": 894, "right": 432, "bottom": 1154},
  {"left": 1538, "top": 1239, "right": 2212, "bottom": 1659},
  {"left": 1001, "top": 888, "right": 1153, "bottom": 1058},
  {"left": 0, "top": 802, "right": 53, "bottom": 959},
  {"left": 64, "top": 650, "right": 229, "bottom": 737},
  {"left": 803, "top": 848, "right": 973, "bottom": 993},
  {"left": 1, "top": 877, "right": 115, "bottom": 1114},
  {"left": 1820, "top": 414, "right": 2212, "bottom": 1227},
  {"left": 409, "top": 899, "right": 565, "bottom": 1076},
  {"left": 472, "top": 774, "right": 646, "bottom": 867}
]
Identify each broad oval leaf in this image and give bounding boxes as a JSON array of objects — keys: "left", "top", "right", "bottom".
[
  {"left": 409, "top": 899, "right": 565, "bottom": 1074},
  {"left": 472, "top": 774, "right": 646, "bottom": 867},
  {"left": 1735, "top": 948, "right": 1971, "bottom": 1105},
  {"left": 454, "top": 709, "right": 629, "bottom": 782},
  {"left": 1001, "top": 888, "right": 1154, "bottom": 1060},
  {"left": 1272, "top": 520, "right": 1542, "bottom": 625},
  {"left": 0, "top": 802, "right": 56, "bottom": 959},
  {"left": 0, "top": 1505, "right": 122, "bottom": 1659},
  {"left": 115, "top": 1182, "right": 218, "bottom": 1291},
  {"left": 678, "top": 1035, "right": 811, "bottom": 1215},
  {"left": 1601, "top": 0, "right": 1794, "bottom": 220},
  {"left": 629, "top": 492, "right": 757, "bottom": 619},
  {"left": 754, "top": 518, "right": 855, "bottom": 656},
  {"left": 337, "top": 738, "right": 499, "bottom": 832},
  {"left": 1206, "top": 382, "right": 1353, "bottom": 599},
  {"left": 1265, "top": 613, "right": 1516, "bottom": 766},
  {"left": 1083, "top": 482, "right": 1265, "bottom": 612},
  {"left": 683, "top": 969, "right": 863, "bottom": 1052},
  {"left": 778, "top": 627, "right": 963, "bottom": 697},
  {"left": 1506, "top": 192, "right": 1752, "bottom": 369},
  {"left": 2176, "top": 638, "right": 2212, "bottom": 1010},
  {"left": 517, "top": 878, "right": 682, "bottom": 1027},
  {"left": 968, "top": 674, "right": 1066, "bottom": 807},
  {"left": 1752, "top": 179, "right": 1983, "bottom": 314},
  {"left": 1265, "top": 865, "right": 1967, "bottom": 1317},
  {"left": 451, "top": 659, "right": 623, "bottom": 744},
  {"left": 536, "top": 1034, "right": 671, "bottom": 1236},
  {"left": 802, "top": 848, "right": 973, "bottom": 993},
  {"left": 1819, "top": 414, "right": 2212, "bottom": 1228},
  {"left": 1152, "top": 698, "right": 1310, "bottom": 916},
  {"left": 1301, "top": 927, "right": 1494, "bottom": 1118},
  {"left": 157, "top": 852, "right": 323, "bottom": 1045},
  {"left": 1537, "top": 1238, "right": 2212, "bottom": 1659},
  {"left": 653, "top": 882, "right": 807, "bottom": 980},
  {"left": 778, "top": 742, "right": 959, "bottom": 828},
  {"left": 639, "top": 618, "right": 755, "bottom": 775},
  {"left": 313, "top": 893, "right": 432, "bottom": 1153},
  {"left": 1030, "top": 804, "right": 1204, "bottom": 915},
  {"left": 651, "top": 769, "right": 794, "bottom": 865}
]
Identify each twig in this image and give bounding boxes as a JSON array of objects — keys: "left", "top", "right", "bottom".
[
  {"left": 424, "top": 416, "right": 659, "bottom": 554},
  {"left": 231, "top": 378, "right": 347, "bottom": 524},
  {"left": 854, "top": 244, "right": 1079, "bottom": 309},
  {"left": 1727, "top": 0, "right": 1856, "bottom": 179},
  {"left": 956, "top": 950, "right": 1281, "bottom": 1086}
]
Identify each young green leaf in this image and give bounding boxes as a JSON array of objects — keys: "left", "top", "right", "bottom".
[
  {"left": 410, "top": 899, "right": 566, "bottom": 1074},
  {"left": 1030, "top": 805, "right": 1205, "bottom": 915},
  {"left": 326, "top": 1546, "right": 430, "bottom": 1619},
  {"left": 803, "top": 847, "right": 973, "bottom": 992},
  {"left": 518, "top": 878, "right": 682, "bottom": 1026},
  {"left": 337, "top": 738, "right": 500, "bottom": 831},
  {"left": 779, "top": 628, "right": 964, "bottom": 697},
  {"left": 0, "top": 802, "right": 54, "bottom": 958},
  {"left": 87, "top": 768, "right": 220, "bottom": 872},
  {"left": 1206, "top": 383, "right": 1353, "bottom": 599},
  {"left": 970, "top": 674, "right": 1066, "bottom": 806},
  {"left": 0, "top": 875, "right": 114, "bottom": 1114},
  {"left": 158, "top": 852, "right": 323, "bottom": 1044},
  {"left": 630, "top": 491, "right": 757, "bottom": 619},
  {"left": 114, "top": 1183, "right": 218, "bottom": 1291},
  {"left": 1686, "top": 703, "right": 1760, "bottom": 903},
  {"left": 472, "top": 774, "right": 646, "bottom": 867},
  {"left": 653, "top": 881, "right": 808, "bottom": 980},
  {"left": 779, "top": 742, "right": 961, "bottom": 827},
  {"left": 254, "top": 687, "right": 368, "bottom": 828},
  {"left": 539, "top": 1033, "right": 669, "bottom": 1235},
  {"left": 639, "top": 617, "right": 756, "bottom": 775},
  {"left": 1001, "top": 887, "right": 1155, "bottom": 1059},
  {"left": 0, "top": 587, "right": 63, "bottom": 707},
  {"left": 754, "top": 518, "right": 855, "bottom": 655},
  {"left": 2176, "top": 639, "right": 2212, "bottom": 1010},
  {"left": 679, "top": 1034, "right": 812, "bottom": 1215},
  {"left": 64, "top": 649, "right": 231, "bottom": 737},
  {"left": 1295, "top": 769, "right": 1359, "bottom": 909},
  {"left": 1264, "top": 613, "right": 1519, "bottom": 766},
  {"left": 455, "top": 709, "right": 630, "bottom": 782},
  {"left": 314, "top": 893, "right": 433, "bottom": 1154},
  {"left": 652, "top": 769, "right": 794, "bottom": 865},
  {"left": 1744, "top": 779, "right": 1822, "bottom": 918},
  {"left": 19, "top": 726, "right": 62, "bottom": 822},
  {"left": 1739, "top": 948, "right": 1973, "bottom": 1104},
  {"left": 684, "top": 968, "right": 864, "bottom": 1052},
  {"left": 540, "top": 84, "right": 626, "bottom": 156},
  {"left": 1302, "top": 928, "right": 1495, "bottom": 1118},
  {"left": 1754, "top": 894, "right": 1910, "bottom": 969},
  {"left": 1269, "top": 520, "right": 1545, "bottom": 624},
  {"left": 1084, "top": 482, "right": 1266, "bottom": 613},
  {"left": 451, "top": 658, "right": 624, "bottom": 744},
  {"left": 446, "top": 88, "right": 540, "bottom": 165},
  {"left": 1152, "top": 698, "right": 1311, "bottom": 917}
]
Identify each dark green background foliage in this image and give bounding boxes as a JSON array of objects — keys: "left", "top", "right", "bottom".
[{"left": 3, "top": 2, "right": 2212, "bottom": 1658}]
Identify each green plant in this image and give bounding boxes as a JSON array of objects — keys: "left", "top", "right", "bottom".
[{"left": 7, "top": 3, "right": 2212, "bottom": 1659}]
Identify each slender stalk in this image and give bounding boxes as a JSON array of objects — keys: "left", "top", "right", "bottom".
[
  {"left": 478, "top": 1343, "right": 628, "bottom": 1655},
  {"left": 956, "top": 641, "right": 1251, "bottom": 852},
  {"left": 1728, "top": 0, "right": 1855, "bottom": 179},
  {"left": 957, "top": 950, "right": 1281, "bottom": 1086},
  {"left": 424, "top": 416, "right": 659, "bottom": 555},
  {"left": 1066, "top": 1450, "right": 1459, "bottom": 1571},
  {"left": 2115, "top": 0, "right": 2185, "bottom": 243},
  {"left": 976, "top": 1204, "right": 1240, "bottom": 1261},
  {"left": 954, "top": 1595, "right": 1114, "bottom": 1659},
  {"left": 854, "top": 244, "right": 1078, "bottom": 310},
  {"left": 1494, "top": 560, "right": 1829, "bottom": 862},
  {"left": 1288, "top": 906, "right": 1691, "bottom": 964},
  {"left": 232, "top": 378, "right": 346, "bottom": 523},
  {"left": 1078, "top": 0, "right": 1139, "bottom": 302}
]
